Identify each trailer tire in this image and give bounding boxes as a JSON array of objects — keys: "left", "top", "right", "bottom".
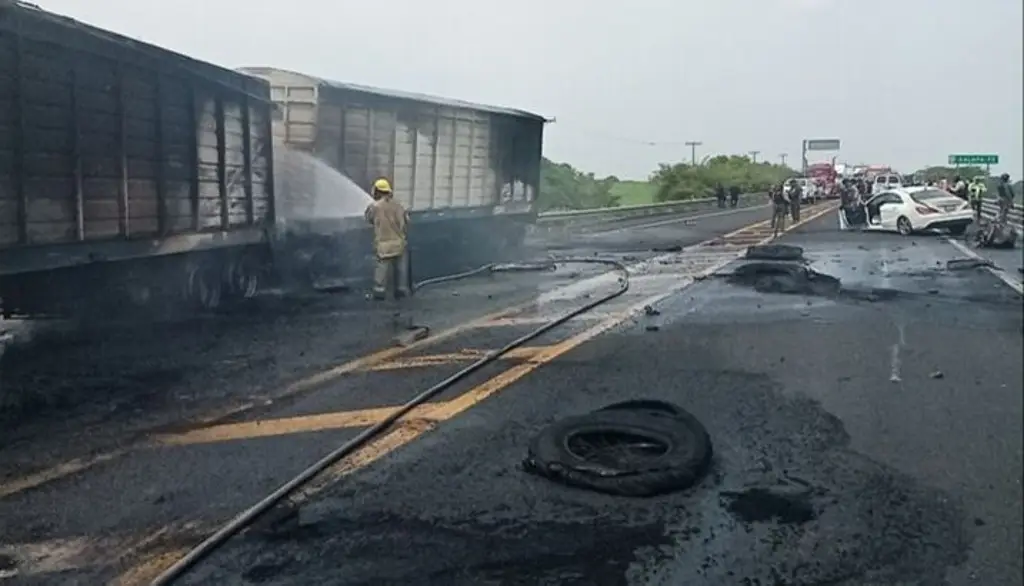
[
  {"left": 524, "top": 409, "right": 712, "bottom": 497},
  {"left": 225, "top": 255, "right": 263, "bottom": 300},
  {"left": 185, "top": 261, "right": 223, "bottom": 311}
]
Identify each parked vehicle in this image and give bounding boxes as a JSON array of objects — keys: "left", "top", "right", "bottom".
[
  {"left": 0, "top": 3, "right": 546, "bottom": 318},
  {"left": 838, "top": 186, "right": 974, "bottom": 236}
]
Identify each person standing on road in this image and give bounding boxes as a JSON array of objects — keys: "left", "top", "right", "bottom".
[
  {"left": 729, "top": 185, "right": 740, "bottom": 208},
  {"left": 771, "top": 182, "right": 790, "bottom": 236},
  {"left": 788, "top": 179, "right": 803, "bottom": 223},
  {"left": 996, "top": 173, "right": 1016, "bottom": 223},
  {"left": 951, "top": 175, "right": 968, "bottom": 200},
  {"left": 715, "top": 183, "right": 727, "bottom": 208},
  {"left": 364, "top": 178, "right": 411, "bottom": 300},
  {"left": 968, "top": 176, "right": 988, "bottom": 221}
]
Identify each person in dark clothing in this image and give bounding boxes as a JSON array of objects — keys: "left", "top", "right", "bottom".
[
  {"left": 788, "top": 180, "right": 803, "bottom": 222},
  {"left": 996, "top": 173, "right": 1016, "bottom": 223},
  {"left": 729, "top": 185, "right": 741, "bottom": 207},
  {"left": 715, "top": 184, "right": 727, "bottom": 208},
  {"left": 770, "top": 183, "right": 789, "bottom": 236}
]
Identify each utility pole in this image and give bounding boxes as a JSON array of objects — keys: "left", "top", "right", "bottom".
[
  {"left": 779, "top": 153, "right": 788, "bottom": 167},
  {"left": 748, "top": 150, "right": 760, "bottom": 164},
  {"left": 685, "top": 141, "right": 702, "bottom": 166}
]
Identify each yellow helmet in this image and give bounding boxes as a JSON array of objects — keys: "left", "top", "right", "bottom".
[{"left": 372, "top": 178, "right": 393, "bottom": 194}]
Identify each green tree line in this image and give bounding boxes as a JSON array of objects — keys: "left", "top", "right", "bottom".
[
  {"left": 652, "top": 155, "right": 796, "bottom": 202},
  {"left": 539, "top": 154, "right": 795, "bottom": 211},
  {"left": 537, "top": 158, "right": 621, "bottom": 212}
]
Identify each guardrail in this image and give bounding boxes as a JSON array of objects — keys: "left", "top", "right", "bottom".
[
  {"left": 536, "top": 192, "right": 767, "bottom": 226},
  {"left": 980, "top": 197, "right": 1023, "bottom": 228},
  {"left": 535, "top": 193, "right": 1022, "bottom": 230}
]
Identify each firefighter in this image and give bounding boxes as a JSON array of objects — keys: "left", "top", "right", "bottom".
[
  {"left": 364, "top": 178, "right": 410, "bottom": 300},
  {"left": 968, "top": 176, "right": 987, "bottom": 222},
  {"left": 996, "top": 173, "right": 1016, "bottom": 224}
]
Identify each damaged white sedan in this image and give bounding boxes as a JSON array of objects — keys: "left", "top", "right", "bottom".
[{"left": 839, "top": 186, "right": 974, "bottom": 237}]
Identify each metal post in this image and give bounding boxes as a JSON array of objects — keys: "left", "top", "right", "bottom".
[
  {"left": 748, "top": 150, "right": 760, "bottom": 163},
  {"left": 684, "top": 141, "right": 701, "bottom": 165},
  {"left": 801, "top": 140, "right": 808, "bottom": 174},
  {"left": 70, "top": 60, "right": 85, "bottom": 241},
  {"left": 779, "top": 153, "right": 788, "bottom": 167},
  {"left": 115, "top": 62, "right": 130, "bottom": 238},
  {"left": 214, "top": 96, "right": 228, "bottom": 230}
]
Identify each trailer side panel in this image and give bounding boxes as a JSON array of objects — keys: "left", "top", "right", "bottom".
[{"left": 0, "top": 4, "right": 274, "bottom": 277}]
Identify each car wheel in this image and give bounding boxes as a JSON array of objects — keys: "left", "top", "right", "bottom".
[{"left": 896, "top": 216, "right": 914, "bottom": 236}]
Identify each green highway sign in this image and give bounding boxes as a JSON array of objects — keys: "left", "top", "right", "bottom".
[
  {"left": 948, "top": 154, "right": 998, "bottom": 165},
  {"left": 805, "top": 139, "right": 841, "bottom": 151}
]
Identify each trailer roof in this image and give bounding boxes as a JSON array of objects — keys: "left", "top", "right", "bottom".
[
  {"left": 2, "top": 1, "right": 271, "bottom": 101},
  {"left": 239, "top": 66, "right": 547, "bottom": 121}
]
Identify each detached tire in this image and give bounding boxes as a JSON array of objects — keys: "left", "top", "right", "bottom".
[
  {"left": 598, "top": 399, "right": 686, "bottom": 417},
  {"left": 745, "top": 244, "right": 804, "bottom": 261},
  {"left": 524, "top": 409, "right": 712, "bottom": 497}
]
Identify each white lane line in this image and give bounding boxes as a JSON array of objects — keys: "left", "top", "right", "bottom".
[
  {"left": 591, "top": 204, "right": 772, "bottom": 235},
  {"left": 944, "top": 238, "right": 1023, "bottom": 295}
]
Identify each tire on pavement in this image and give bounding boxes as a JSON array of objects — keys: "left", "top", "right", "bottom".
[
  {"left": 745, "top": 244, "right": 804, "bottom": 261},
  {"left": 524, "top": 408, "right": 712, "bottom": 497},
  {"left": 597, "top": 399, "right": 686, "bottom": 417}
]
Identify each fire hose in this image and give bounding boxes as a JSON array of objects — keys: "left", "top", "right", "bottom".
[{"left": 151, "top": 256, "right": 631, "bottom": 585}]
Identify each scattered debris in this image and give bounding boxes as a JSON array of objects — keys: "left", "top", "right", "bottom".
[
  {"left": 745, "top": 244, "right": 804, "bottom": 261},
  {"left": 930, "top": 371, "right": 944, "bottom": 380},
  {"left": 523, "top": 401, "right": 712, "bottom": 497},
  {"left": 645, "top": 325, "right": 660, "bottom": 332},
  {"left": 643, "top": 305, "right": 660, "bottom": 316},
  {"left": 727, "top": 261, "right": 841, "bottom": 297},
  {"left": 946, "top": 258, "right": 995, "bottom": 271},
  {"left": 720, "top": 486, "right": 817, "bottom": 524},
  {"left": 393, "top": 326, "right": 430, "bottom": 347},
  {"left": 0, "top": 553, "right": 18, "bottom": 579},
  {"left": 652, "top": 244, "right": 683, "bottom": 253}
]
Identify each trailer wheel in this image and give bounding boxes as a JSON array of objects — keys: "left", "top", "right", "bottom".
[
  {"left": 225, "top": 256, "right": 262, "bottom": 300},
  {"left": 185, "top": 262, "right": 223, "bottom": 310}
]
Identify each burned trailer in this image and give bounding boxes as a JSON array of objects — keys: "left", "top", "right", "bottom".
[
  {"left": 238, "top": 67, "right": 545, "bottom": 284},
  {"left": 0, "top": 2, "right": 276, "bottom": 317}
]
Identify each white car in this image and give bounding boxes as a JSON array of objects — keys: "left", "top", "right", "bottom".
[{"left": 839, "top": 186, "right": 974, "bottom": 236}]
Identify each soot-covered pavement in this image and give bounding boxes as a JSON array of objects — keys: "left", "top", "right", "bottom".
[{"left": 173, "top": 215, "right": 1022, "bottom": 585}]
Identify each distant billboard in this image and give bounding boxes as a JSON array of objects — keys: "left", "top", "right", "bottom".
[{"left": 805, "top": 139, "right": 841, "bottom": 151}]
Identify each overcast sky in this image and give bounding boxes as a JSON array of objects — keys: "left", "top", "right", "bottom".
[{"left": 38, "top": 0, "right": 1023, "bottom": 180}]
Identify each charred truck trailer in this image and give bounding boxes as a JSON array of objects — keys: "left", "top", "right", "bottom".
[
  {"left": 0, "top": 2, "right": 275, "bottom": 316},
  {"left": 240, "top": 67, "right": 545, "bottom": 285},
  {"left": 0, "top": 3, "right": 545, "bottom": 317}
]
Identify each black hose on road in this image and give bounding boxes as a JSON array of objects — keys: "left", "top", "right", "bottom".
[{"left": 150, "top": 257, "right": 631, "bottom": 585}]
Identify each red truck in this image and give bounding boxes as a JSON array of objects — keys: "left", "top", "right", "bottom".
[{"left": 806, "top": 161, "right": 839, "bottom": 198}]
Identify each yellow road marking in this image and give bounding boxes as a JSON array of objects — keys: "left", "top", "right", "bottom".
[
  {"left": 360, "top": 345, "right": 555, "bottom": 372},
  {"left": 110, "top": 204, "right": 842, "bottom": 585},
  {"left": 153, "top": 405, "right": 437, "bottom": 446},
  {"left": 0, "top": 303, "right": 535, "bottom": 500}
]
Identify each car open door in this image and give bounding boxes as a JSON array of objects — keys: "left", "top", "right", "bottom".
[{"left": 876, "top": 194, "right": 905, "bottom": 231}]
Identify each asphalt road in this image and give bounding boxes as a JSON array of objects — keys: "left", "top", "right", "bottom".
[
  {"left": 0, "top": 201, "right": 791, "bottom": 584},
  {"left": 146, "top": 205, "right": 1018, "bottom": 586}
]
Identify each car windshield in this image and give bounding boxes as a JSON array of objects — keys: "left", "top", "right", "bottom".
[{"left": 886, "top": 176, "right": 901, "bottom": 184}]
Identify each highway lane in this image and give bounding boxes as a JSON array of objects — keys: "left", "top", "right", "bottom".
[
  {"left": 0, "top": 201, "right": 794, "bottom": 584},
  {"left": 166, "top": 208, "right": 1021, "bottom": 585}
]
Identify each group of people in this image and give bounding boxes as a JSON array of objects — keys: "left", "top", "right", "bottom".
[
  {"left": 715, "top": 184, "right": 741, "bottom": 208},
  {"left": 767, "top": 178, "right": 806, "bottom": 235},
  {"left": 944, "top": 173, "right": 1016, "bottom": 225}
]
